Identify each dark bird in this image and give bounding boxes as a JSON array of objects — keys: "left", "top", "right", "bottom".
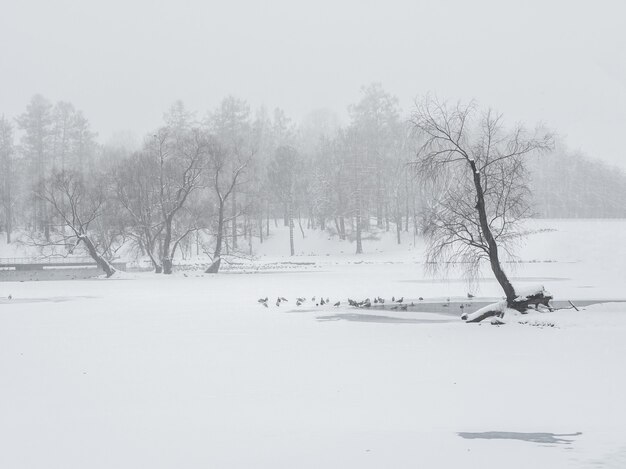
[
  {"left": 8, "top": 294, "right": 12, "bottom": 300},
  {"left": 418, "top": 297, "right": 424, "bottom": 301},
  {"left": 378, "top": 297, "right": 385, "bottom": 304},
  {"left": 392, "top": 296, "right": 395, "bottom": 302},
  {"left": 296, "top": 300, "right": 302, "bottom": 306},
  {"left": 348, "top": 298, "right": 358, "bottom": 307},
  {"left": 396, "top": 297, "right": 404, "bottom": 303},
  {"left": 399, "top": 304, "right": 408, "bottom": 311},
  {"left": 390, "top": 305, "right": 399, "bottom": 310},
  {"left": 258, "top": 297, "right": 268, "bottom": 303},
  {"left": 276, "top": 298, "right": 281, "bottom": 307},
  {"left": 280, "top": 297, "right": 288, "bottom": 302},
  {"left": 262, "top": 302, "right": 268, "bottom": 308},
  {"left": 296, "top": 297, "right": 306, "bottom": 303},
  {"left": 374, "top": 298, "right": 379, "bottom": 304},
  {"left": 467, "top": 293, "right": 475, "bottom": 299},
  {"left": 320, "top": 298, "right": 326, "bottom": 305},
  {"left": 333, "top": 301, "right": 340, "bottom": 307},
  {"left": 311, "top": 296, "right": 316, "bottom": 302},
  {"left": 442, "top": 303, "right": 449, "bottom": 307}
]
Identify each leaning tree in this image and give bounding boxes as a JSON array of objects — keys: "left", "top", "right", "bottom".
[
  {"left": 38, "top": 170, "right": 117, "bottom": 277},
  {"left": 412, "top": 98, "right": 553, "bottom": 309}
]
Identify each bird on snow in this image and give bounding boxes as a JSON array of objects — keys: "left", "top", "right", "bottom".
[
  {"left": 280, "top": 297, "right": 288, "bottom": 302},
  {"left": 378, "top": 297, "right": 385, "bottom": 304},
  {"left": 333, "top": 301, "right": 340, "bottom": 307},
  {"left": 258, "top": 297, "right": 268, "bottom": 303},
  {"left": 390, "top": 305, "right": 399, "bottom": 310},
  {"left": 296, "top": 297, "right": 306, "bottom": 303},
  {"left": 276, "top": 298, "right": 281, "bottom": 307},
  {"left": 8, "top": 294, "right": 12, "bottom": 300},
  {"left": 399, "top": 304, "right": 408, "bottom": 311},
  {"left": 325, "top": 298, "right": 329, "bottom": 304},
  {"left": 392, "top": 296, "right": 395, "bottom": 302},
  {"left": 262, "top": 302, "right": 268, "bottom": 308},
  {"left": 311, "top": 296, "right": 316, "bottom": 302},
  {"left": 374, "top": 297, "right": 379, "bottom": 304},
  {"left": 418, "top": 297, "right": 424, "bottom": 301},
  {"left": 467, "top": 293, "right": 475, "bottom": 299},
  {"left": 396, "top": 297, "right": 404, "bottom": 303},
  {"left": 296, "top": 300, "right": 302, "bottom": 306},
  {"left": 320, "top": 298, "right": 326, "bottom": 305}
]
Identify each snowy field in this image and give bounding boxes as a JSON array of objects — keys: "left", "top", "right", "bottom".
[{"left": 1, "top": 219, "right": 626, "bottom": 468}]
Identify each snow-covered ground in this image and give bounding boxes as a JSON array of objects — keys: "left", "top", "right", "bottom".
[{"left": 1, "top": 219, "right": 625, "bottom": 468}]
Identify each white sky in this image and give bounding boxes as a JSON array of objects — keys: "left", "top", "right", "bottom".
[{"left": 1, "top": 0, "right": 625, "bottom": 167}]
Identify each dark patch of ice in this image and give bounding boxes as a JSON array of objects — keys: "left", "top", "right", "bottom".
[
  {"left": 316, "top": 313, "right": 455, "bottom": 324},
  {"left": 458, "top": 431, "right": 582, "bottom": 445}
]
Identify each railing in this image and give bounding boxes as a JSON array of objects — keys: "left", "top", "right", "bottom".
[
  {"left": 0, "top": 257, "right": 127, "bottom": 271},
  {"left": 0, "top": 256, "right": 96, "bottom": 265}
]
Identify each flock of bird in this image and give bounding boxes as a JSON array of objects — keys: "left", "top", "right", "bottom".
[{"left": 258, "top": 292, "right": 478, "bottom": 309}]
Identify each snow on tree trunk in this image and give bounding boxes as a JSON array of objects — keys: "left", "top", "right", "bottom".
[{"left": 81, "top": 235, "right": 116, "bottom": 278}]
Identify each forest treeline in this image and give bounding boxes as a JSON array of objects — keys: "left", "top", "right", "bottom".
[{"left": 0, "top": 84, "right": 624, "bottom": 272}]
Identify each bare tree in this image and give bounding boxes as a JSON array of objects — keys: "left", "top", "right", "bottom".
[
  {"left": 412, "top": 98, "right": 553, "bottom": 305},
  {"left": 114, "top": 150, "right": 165, "bottom": 272},
  {"left": 38, "top": 170, "right": 116, "bottom": 277},
  {"left": 268, "top": 145, "right": 302, "bottom": 256},
  {"left": 152, "top": 121, "right": 207, "bottom": 275},
  {"left": 17, "top": 94, "right": 53, "bottom": 237},
  {"left": 0, "top": 116, "right": 15, "bottom": 243},
  {"left": 205, "top": 139, "right": 250, "bottom": 273}
]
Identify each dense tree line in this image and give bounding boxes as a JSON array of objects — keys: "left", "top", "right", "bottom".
[
  {"left": 528, "top": 144, "right": 626, "bottom": 218},
  {"left": 0, "top": 86, "right": 624, "bottom": 275}
]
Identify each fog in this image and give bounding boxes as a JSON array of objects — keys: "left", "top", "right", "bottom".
[{"left": 1, "top": 0, "right": 625, "bottom": 166}]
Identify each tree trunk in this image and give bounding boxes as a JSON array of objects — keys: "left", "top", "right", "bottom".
[
  {"left": 231, "top": 188, "right": 237, "bottom": 249},
  {"left": 205, "top": 257, "right": 221, "bottom": 273},
  {"left": 376, "top": 174, "right": 383, "bottom": 228},
  {"left": 470, "top": 161, "right": 516, "bottom": 303},
  {"left": 289, "top": 202, "right": 295, "bottom": 256},
  {"left": 298, "top": 210, "right": 305, "bottom": 239},
  {"left": 355, "top": 213, "right": 363, "bottom": 254},
  {"left": 266, "top": 201, "right": 270, "bottom": 236},
  {"left": 81, "top": 235, "right": 116, "bottom": 277},
  {"left": 396, "top": 216, "right": 401, "bottom": 245},
  {"left": 209, "top": 200, "right": 225, "bottom": 273},
  {"left": 5, "top": 207, "right": 11, "bottom": 244},
  {"left": 162, "top": 216, "right": 173, "bottom": 275}
]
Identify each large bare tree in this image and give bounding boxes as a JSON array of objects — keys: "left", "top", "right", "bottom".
[
  {"left": 38, "top": 170, "right": 116, "bottom": 277},
  {"left": 412, "top": 98, "right": 553, "bottom": 305},
  {"left": 152, "top": 121, "right": 208, "bottom": 275}
]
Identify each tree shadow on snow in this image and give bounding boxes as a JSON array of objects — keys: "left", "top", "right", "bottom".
[{"left": 458, "top": 431, "right": 582, "bottom": 446}]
